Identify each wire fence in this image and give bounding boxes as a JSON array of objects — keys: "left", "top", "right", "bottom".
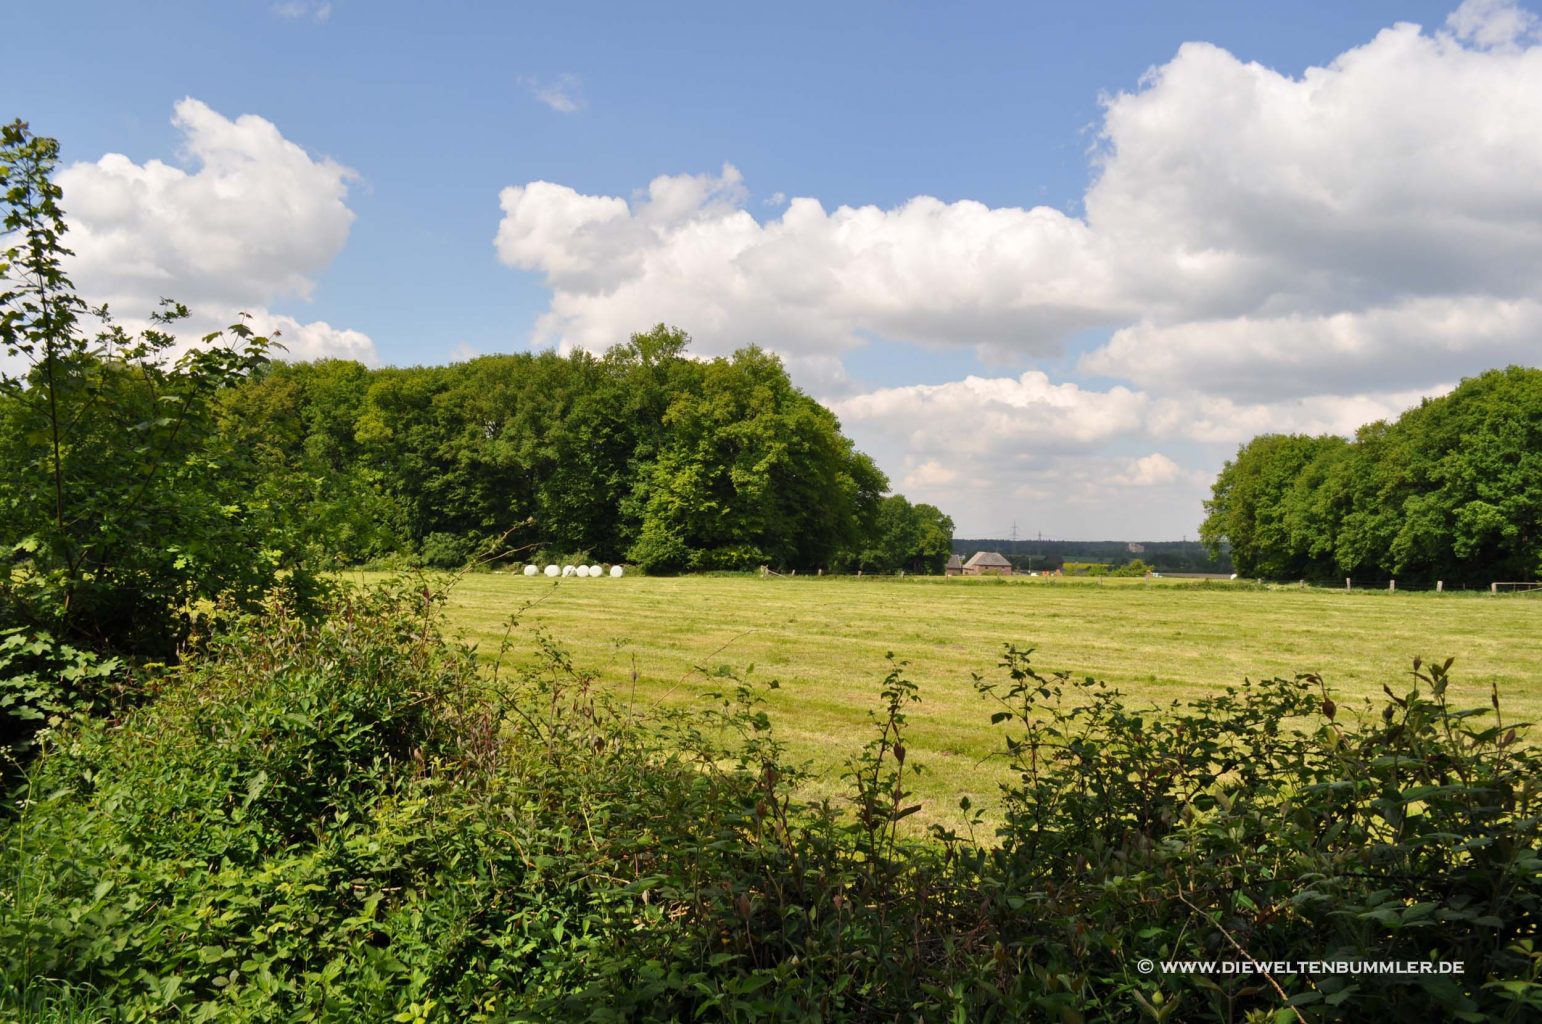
[
  {"left": 1218, "top": 577, "right": 1540, "bottom": 595},
  {"left": 754, "top": 568, "right": 1542, "bottom": 594}
]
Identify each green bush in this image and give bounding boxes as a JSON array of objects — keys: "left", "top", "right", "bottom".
[
  {"left": 1, "top": 581, "right": 481, "bottom": 1020},
  {"left": 0, "top": 628, "right": 121, "bottom": 790},
  {"left": 418, "top": 531, "right": 477, "bottom": 569},
  {"left": 961, "top": 649, "right": 1541, "bottom": 1021}
]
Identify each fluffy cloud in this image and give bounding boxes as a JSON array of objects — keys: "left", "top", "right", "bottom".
[
  {"left": 52, "top": 98, "right": 374, "bottom": 364},
  {"left": 1115, "top": 453, "right": 1185, "bottom": 488},
  {"left": 830, "top": 374, "right": 1182, "bottom": 536},
  {"left": 1145, "top": 386, "right": 1449, "bottom": 445},
  {"left": 1073, "top": 3, "right": 1542, "bottom": 395},
  {"left": 831, "top": 373, "right": 1148, "bottom": 459},
  {"left": 520, "top": 73, "right": 586, "bottom": 114},
  {"left": 1083, "top": 298, "right": 1542, "bottom": 401},
  {"left": 830, "top": 371, "right": 1447, "bottom": 534},
  {"left": 1447, "top": 0, "right": 1539, "bottom": 47},
  {"left": 497, "top": 167, "right": 1117, "bottom": 360},
  {"left": 243, "top": 313, "right": 377, "bottom": 365}
]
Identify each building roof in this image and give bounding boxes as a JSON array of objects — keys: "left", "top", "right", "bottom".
[
  {"left": 964, "top": 551, "right": 1013, "bottom": 568},
  {"left": 945, "top": 554, "right": 964, "bottom": 568}
]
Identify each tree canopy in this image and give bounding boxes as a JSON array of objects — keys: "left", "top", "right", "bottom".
[
  {"left": 221, "top": 327, "right": 949, "bottom": 575},
  {"left": 1, "top": 120, "right": 308, "bottom": 658},
  {"left": 1200, "top": 366, "right": 1542, "bottom": 584}
]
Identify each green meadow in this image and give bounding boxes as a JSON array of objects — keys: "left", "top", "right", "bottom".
[{"left": 366, "top": 572, "right": 1542, "bottom": 827}]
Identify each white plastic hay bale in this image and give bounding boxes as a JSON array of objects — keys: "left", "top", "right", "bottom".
[
  {"left": 562, "top": 564, "right": 576, "bottom": 577},
  {"left": 523, "top": 564, "right": 538, "bottom": 576},
  {"left": 588, "top": 564, "right": 603, "bottom": 576},
  {"left": 544, "top": 564, "right": 560, "bottom": 577},
  {"left": 610, "top": 565, "right": 625, "bottom": 578},
  {"left": 575, "top": 565, "right": 590, "bottom": 577}
]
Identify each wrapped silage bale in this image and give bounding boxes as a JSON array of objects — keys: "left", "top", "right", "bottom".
[
  {"left": 523, "top": 564, "right": 538, "bottom": 576},
  {"left": 544, "top": 564, "right": 560, "bottom": 577},
  {"left": 562, "top": 564, "right": 576, "bottom": 577},
  {"left": 575, "top": 565, "right": 590, "bottom": 577},
  {"left": 610, "top": 565, "right": 625, "bottom": 578}
]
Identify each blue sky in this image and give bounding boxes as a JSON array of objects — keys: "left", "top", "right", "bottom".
[{"left": 12, "top": 0, "right": 1541, "bottom": 537}]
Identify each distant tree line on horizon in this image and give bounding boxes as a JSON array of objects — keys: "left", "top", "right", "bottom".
[
  {"left": 216, "top": 326, "right": 956, "bottom": 575},
  {"left": 952, "top": 538, "right": 1233, "bottom": 574},
  {"left": 1199, "top": 366, "right": 1542, "bottom": 585}
]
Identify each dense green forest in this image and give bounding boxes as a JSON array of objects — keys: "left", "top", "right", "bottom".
[
  {"left": 219, "top": 340, "right": 953, "bottom": 576},
  {"left": 1199, "top": 367, "right": 1542, "bottom": 584}
]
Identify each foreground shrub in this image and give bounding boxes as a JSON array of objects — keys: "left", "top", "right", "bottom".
[
  {"left": 959, "top": 650, "right": 1541, "bottom": 1022},
  {"left": 0, "top": 582, "right": 481, "bottom": 1019},
  {"left": 1, "top": 580, "right": 1537, "bottom": 1021}
]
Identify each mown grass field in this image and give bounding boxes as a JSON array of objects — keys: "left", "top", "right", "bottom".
[{"left": 357, "top": 572, "right": 1542, "bottom": 828}]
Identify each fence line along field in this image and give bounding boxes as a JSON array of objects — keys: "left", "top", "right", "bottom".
[{"left": 385, "top": 572, "right": 1542, "bottom": 825}]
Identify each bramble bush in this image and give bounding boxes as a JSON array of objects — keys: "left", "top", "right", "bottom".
[{"left": 1, "top": 575, "right": 1537, "bottom": 1022}]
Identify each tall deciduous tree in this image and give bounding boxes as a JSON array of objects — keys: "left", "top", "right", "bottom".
[
  {"left": 627, "top": 345, "right": 888, "bottom": 572},
  {"left": 1, "top": 120, "right": 310, "bottom": 656},
  {"left": 1200, "top": 434, "right": 1346, "bottom": 579},
  {"left": 857, "top": 496, "right": 955, "bottom": 573}
]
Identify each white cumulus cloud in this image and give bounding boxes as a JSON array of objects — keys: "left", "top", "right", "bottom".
[
  {"left": 1083, "top": 298, "right": 1542, "bottom": 402},
  {"left": 497, "top": 167, "right": 1117, "bottom": 361},
  {"left": 831, "top": 373, "right": 1148, "bottom": 459},
  {"left": 1115, "top": 453, "right": 1185, "bottom": 488},
  {"left": 1446, "top": 0, "right": 1539, "bottom": 47},
  {"left": 51, "top": 98, "right": 375, "bottom": 364},
  {"left": 832, "top": 371, "right": 1451, "bottom": 534}
]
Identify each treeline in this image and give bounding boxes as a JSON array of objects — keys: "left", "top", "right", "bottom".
[
  {"left": 1199, "top": 366, "right": 1542, "bottom": 584},
  {"left": 218, "top": 327, "right": 954, "bottom": 575},
  {"left": 953, "top": 538, "right": 1233, "bottom": 574}
]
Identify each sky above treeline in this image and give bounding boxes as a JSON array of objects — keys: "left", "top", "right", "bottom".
[{"left": 11, "top": 0, "right": 1542, "bottom": 539}]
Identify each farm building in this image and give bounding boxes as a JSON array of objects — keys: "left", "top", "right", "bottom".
[
  {"left": 944, "top": 554, "right": 964, "bottom": 577},
  {"left": 963, "top": 551, "right": 1013, "bottom": 576}
]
